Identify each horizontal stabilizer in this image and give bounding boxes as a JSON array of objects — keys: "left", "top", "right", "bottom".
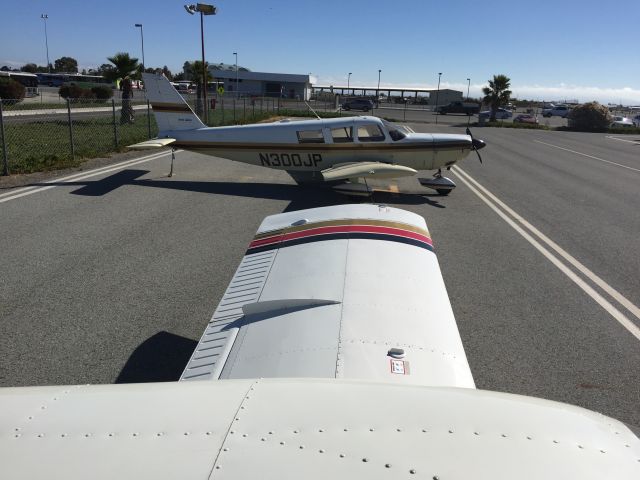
[
  {"left": 321, "top": 162, "right": 417, "bottom": 182},
  {"left": 127, "top": 138, "right": 176, "bottom": 149}
]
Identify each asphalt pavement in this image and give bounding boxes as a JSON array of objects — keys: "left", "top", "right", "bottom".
[{"left": 0, "top": 125, "right": 638, "bottom": 430}]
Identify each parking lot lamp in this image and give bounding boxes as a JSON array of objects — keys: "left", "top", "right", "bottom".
[
  {"left": 466, "top": 78, "right": 470, "bottom": 100},
  {"left": 184, "top": 3, "right": 217, "bottom": 122},
  {"left": 41, "top": 14, "right": 50, "bottom": 73},
  {"left": 347, "top": 72, "right": 352, "bottom": 94},
  {"left": 233, "top": 52, "right": 238, "bottom": 98},
  {"left": 435, "top": 72, "right": 442, "bottom": 124},
  {"left": 377, "top": 69, "right": 381, "bottom": 107},
  {"left": 134, "top": 24, "right": 145, "bottom": 70}
]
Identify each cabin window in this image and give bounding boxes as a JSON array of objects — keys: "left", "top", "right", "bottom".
[
  {"left": 296, "top": 129, "right": 325, "bottom": 143},
  {"left": 331, "top": 126, "right": 353, "bottom": 143},
  {"left": 357, "top": 124, "right": 386, "bottom": 142},
  {"left": 381, "top": 119, "right": 407, "bottom": 141}
]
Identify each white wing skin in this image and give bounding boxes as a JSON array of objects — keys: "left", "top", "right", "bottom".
[
  {"left": 1, "top": 379, "right": 639, "bottom": 480},
  {"left": 181, "top": 204, "right": 474, "bottom": 388}
]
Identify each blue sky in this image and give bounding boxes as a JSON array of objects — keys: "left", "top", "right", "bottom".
[{"left": 3, "top": 0, "right": 640, "bottom": 103}]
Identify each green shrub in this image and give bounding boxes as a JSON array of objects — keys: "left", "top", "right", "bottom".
[
  {"left": 567, "top": 102, "right": 611, "bottom": 131},
  {"left": 59, "top": 84, "right": 85, "bottom": 99},
  {"left": 0, "top": 78, "right": 26, "bottom": 104},
  {"left": 91, "top": 86, "right": 113, "bottom": 102}
]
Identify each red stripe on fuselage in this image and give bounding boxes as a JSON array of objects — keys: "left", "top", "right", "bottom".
[{"left": 248, "top": 225, "right": 432, "bottom": 249}]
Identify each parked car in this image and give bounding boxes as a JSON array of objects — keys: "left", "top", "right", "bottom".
[
  {"left": 542, "top": 105, "right": 571, "bottom": 118},
  {"left": 436, "top": 101, "right": 481, "bottom": 115},
  {"left": 341, "top": 98, "right": 374, "bottom": 111},
  {"left": 631, "top": 114, "right": 640, "bottom": 127},
  {"left": 513, "top": 114, "right": 538, "bottom": 124},
  {"left": 479, "top": 108, "right": 513, "bottom": 120},
  {"left": 610, "top": 116, "right": 635, "bottom": 128}
]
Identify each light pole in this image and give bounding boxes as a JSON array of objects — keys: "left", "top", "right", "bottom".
[
  {"left": 41, "top": 14, "right": 50, "bottom": 73},
  {"left": 233, "top": 52, "right": 238, "bottom": 98},
  {"left": 347, "top": 72, "right": 352, "bottom": 95},
  {"left": 377, "top": 69, "right": 381, "bottom": 108},
  {"left": 466, "top": 78, "right": 471, "bottom": 100},
  {"left": 184, "top": 3, "right": 217, "bottom": 122},
  {"left": 134, "top": 24, "right": 145, "bottom": 70},
  {"left": 435, "top": 72, "right": 442, "bottom": 124}
]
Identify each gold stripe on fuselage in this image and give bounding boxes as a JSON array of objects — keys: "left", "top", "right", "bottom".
[
  {"left": 172, "top": 141, "right": 470, "bottom": 152},
  {"left": 253, "top": 218, "right": 430, "bottom": 241}
]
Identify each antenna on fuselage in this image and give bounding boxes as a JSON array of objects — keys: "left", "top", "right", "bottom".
[{"left": 304, "top": 101, "right": 321, "bottom": 120}]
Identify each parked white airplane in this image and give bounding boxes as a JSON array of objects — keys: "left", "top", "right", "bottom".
[
  {"left": 1, "top": 204, "right": 638, "bottom": 479},
  {"left": 130, "top": 73, "right": 486, "bottom": 195}
]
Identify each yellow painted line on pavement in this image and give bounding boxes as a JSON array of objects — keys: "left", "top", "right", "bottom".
[
  {"left": 453, "top": 165, "right": 640, "bottom": 341},
  {"left": 534, "top": 140, "right": 640, "bottom": 173},
  {"left": 0, "top": 150, "right": 176, "bottom": 204}
]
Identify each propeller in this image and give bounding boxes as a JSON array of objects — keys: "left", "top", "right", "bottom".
[{"left": 466, "top": 127, "right": 486, "bottom": 164}]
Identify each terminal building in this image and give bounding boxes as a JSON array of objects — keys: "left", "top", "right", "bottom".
[
  {"left": 204, "top": 63, "right": 315, "bottom": 100},
  {"left": 311, "top": 84, "right": 464, "bottom": 106}
]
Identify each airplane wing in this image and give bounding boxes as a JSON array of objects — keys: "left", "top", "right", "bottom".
[
  {"left": 180, "top": 204, "right": 474, "bottom": 387},
  {"left": 1, "top": 204, "right": 639, "bottom": 479},
  {"left": 321, "top": 162, "right": 417, "bottom": 182},
  {"left": 127, "top": 138, "right": 176, "bottom": 149}
]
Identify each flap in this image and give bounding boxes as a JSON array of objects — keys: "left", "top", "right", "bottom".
[{"left": 321, "top": 162, "right": 417, "bottom": 181}]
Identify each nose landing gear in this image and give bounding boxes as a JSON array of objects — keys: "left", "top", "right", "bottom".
[{"left": 418, "top": 169, "right": 456, "bottom": 195}]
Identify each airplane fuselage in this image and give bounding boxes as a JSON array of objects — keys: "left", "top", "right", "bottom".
[{"left": 165, "top": 116, "right": 473, "bottom": 174}]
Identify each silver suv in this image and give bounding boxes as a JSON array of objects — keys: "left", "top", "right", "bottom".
[
  {"left": 341, "top": 98, "right": 374, "bottom": 112},
  {"left": 542, "top": 105, "right": 571, "bottom": 118}
]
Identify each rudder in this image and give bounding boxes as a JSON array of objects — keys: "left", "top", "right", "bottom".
[{"left": 142, "top": 73, "right": 205, "bottom": 135}]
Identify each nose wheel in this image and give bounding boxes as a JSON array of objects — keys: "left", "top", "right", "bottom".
[{"left": 418, "top": 169, "right": 457, "bottom": 195}]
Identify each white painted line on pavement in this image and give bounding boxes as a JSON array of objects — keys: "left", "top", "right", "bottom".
[
  {"left": 534, "top": 140, "right": 640, "bottom": 173},
  {"left": 0, "top": 150, "right": 174, "bottom": 204},
  {"left": 605, "top": 135, "right": 640, "bottom": 145},
  {"left": 453, "top": 165, "right": 640, "bottom": 341}
]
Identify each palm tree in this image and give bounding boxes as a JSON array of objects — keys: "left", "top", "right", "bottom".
[
  {"left": 106, "top": 52, "right": 139, "bottom": 124},
  {"left": 482, "top": 74, "right": 512, "bottom": 122},
  {"left": 188, "top": 60, "right": 212, "bottom": 117},
  {"left": 106, "top": 52, "right": 139, "bottom": 83}
]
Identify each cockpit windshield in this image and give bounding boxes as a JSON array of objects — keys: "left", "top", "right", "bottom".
[{"left": 381, "top": 119, "right": 407, "bottom": 141}]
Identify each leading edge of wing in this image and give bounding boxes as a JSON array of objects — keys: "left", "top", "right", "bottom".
[{"left": 321, "top": 161, "right": 417, "bottom": 182}]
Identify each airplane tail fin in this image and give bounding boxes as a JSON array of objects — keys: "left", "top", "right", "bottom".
[{"left": 142, "top": 73, "right": 206, "bottom": 135}]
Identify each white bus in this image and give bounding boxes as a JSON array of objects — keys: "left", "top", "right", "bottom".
[{"left": 0, "top": 71, "right": 39, "bottom": 97}]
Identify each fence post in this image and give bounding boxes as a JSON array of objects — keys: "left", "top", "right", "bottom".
[
  {"left": 67, "top": 98, "right": 75, "bottom": 160},
  {"left": 112, "top": 99, "right": 119, "bottom": 148},
  {"left": 233, "top": 99, "right": 236, "bottom": 123},
  {"left": 221, "top": 98, "right": 225, "bottom": 124},
  {"left": 243, "top": 98, "right": 246, "bottom": 122},
  {"left": 0, "top": 100, "right": 8, "bottom": 176},
  {"left": 147, "top": 100, "right": 152, "bottom": 139}
]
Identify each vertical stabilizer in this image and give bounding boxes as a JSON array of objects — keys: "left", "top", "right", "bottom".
[{"left": 142, "top": 73, "right": 206, "bottom": 134}]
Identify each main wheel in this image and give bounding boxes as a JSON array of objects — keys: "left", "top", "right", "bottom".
[{"left": 436, "top": 189, "right": 451, "bottom": 196}]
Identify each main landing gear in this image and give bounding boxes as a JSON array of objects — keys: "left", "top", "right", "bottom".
[{"left": 418, "top": 169, "right": 456, "bottom": 195}]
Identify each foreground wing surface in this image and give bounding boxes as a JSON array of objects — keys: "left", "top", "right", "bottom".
[
  {"left": 321, "top": 162, "right": 417, "bottom": 181},
  {"left": 181, "top": 204, "right": 474, "bottom": 388},
  {"left": 1, "top": 380, "right": 638, "bottom": 480}
]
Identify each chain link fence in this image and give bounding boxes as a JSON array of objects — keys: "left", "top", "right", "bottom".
[{"left": 0, "top": 93, "right": 337, "bottom": 176}]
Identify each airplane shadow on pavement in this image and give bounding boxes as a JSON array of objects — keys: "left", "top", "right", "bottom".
[
  {"left": 32, "top": 168, "right": 447, "bottom": 210},
  {"left": 116, "top": 331, "right": 197, "bottom": 383}
]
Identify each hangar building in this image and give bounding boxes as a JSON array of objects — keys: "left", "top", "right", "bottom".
[{"left": 204, "top": 63, "right": 315, "bottom": 100}]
